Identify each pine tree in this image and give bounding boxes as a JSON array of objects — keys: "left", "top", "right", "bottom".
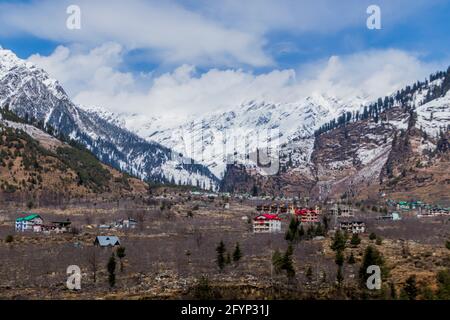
[
  {"left": 436, "top": 269, "right": 450, "bottom": 299},
  {"left": 306, "top": 266, "right": 313, "bottom": 282},
  {"left": 335, "top": 250, "right": 344, "bottom": 267},
  {"left": 359, "top": 245, "right": 386, "bottom": 286},
  {"left": 107, "top": 253, "right": 116, "bottom": 288},
  {"left": 272, "top": 249, "right": 283, "bottom": 274},
  {"left": 282, "top": 245, "right": 296, "bottom": 279},
  {"left": 225, "top": 252, "right": 231, "bottom": 265},
  {"left": 216, "top": 241, "right": 226, "bottom": 271},
  {"left": 285, "top": 217, "right": 300, "bottom": 243},
  {"left": 389, "top": 282, "right": 397, "bottom": 300},
  {"left": 331, "top": 230, "right": 346, "bottom": 252},
  {"left": 298, "top": 225, "right": 305, "bottom": 239},
  {"left": 350, "top": 233, "right": 361, "bottom": 247},
  {"left": 347, "top": 252, "right": 356, "bottom": 264},
  {"left": 272, "top": 245, "right": 295, "bottom": 280},
  {"left": 401, "top": 275, "right": 418, "bottom": 300},
  {"left": 232, "top": 242, "right": 242, "bottom": 264}
]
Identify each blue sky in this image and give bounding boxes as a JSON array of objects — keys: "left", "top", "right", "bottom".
[{"left": 0, "top": 0, "right": 449, "bottom": 117}]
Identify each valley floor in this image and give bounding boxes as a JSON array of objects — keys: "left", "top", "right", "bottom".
[{"left": 0, "top": 194, "right": 449, "bottom": 300}]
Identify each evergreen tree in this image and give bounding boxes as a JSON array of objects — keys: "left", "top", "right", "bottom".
[
  {"left": 225, "top": 252, "right": 231, "bottom": 265},
  {"left": 350, "top": 233, "right": 361, "bottom": 247},
  {"left": 331, "top": 230, "right": 346, "bottom": 252},
  {"left": 232, "top": 242, "right": 242, "bottom": 264},
  {"left": 315, "top": 223, "right": 324, "bottom": 237},
  {"left": 436, "top": 269, "right": 450, "bottom": 299},
  {"left": 282, "top": 245, "right": 296, "bottom": 279},
  {"left": 359, "top": 245, "right": 386, "bottom": 286},
  {"left": 306, "top": 266, "right": 313, "bottom": 282},
  {"left": 216, "top": 241, "right": 226, "bottom": 271},
  {"left": 389, "top": 282, "right": 397, "bottom": 300},
  {"left": 272, "top": 249, "right": 283, "bottom": 274},
  {"left": 272, "top": 245, "right": 296, "bottom": 280},
  {"left": 285, "top": 217, "right": 300, "bottom": 243},
  {"left": 401, "top": 275, "right": 418, "bottom": 300},
  {"left": 107, "top": 253, "right": 116, "bottom": 288},
  {"left": 335, "top": 250, "right": 344, "bottom": 267},
  {"left": 298, "top": 225, "right": 305, "bottom": 239},
  {"left": 347, "top": 252, "right": 356, "bottom": 264}
]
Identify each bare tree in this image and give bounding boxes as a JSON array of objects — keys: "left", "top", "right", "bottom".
[{"left": 87, "top": 247, "right": 99, "bottom": 283}]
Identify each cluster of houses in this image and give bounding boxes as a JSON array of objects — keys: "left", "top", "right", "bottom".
[
  {"left": 14, "top": 213, "right": 139, "bottom": 235},
  {"left": 252, "top": 202, "right": 368, "bottom": 235},
  {"left": 15, "top": 214, "right": 72, "bottom": 234},
  {"left": 253, "top": 205, "right": 321, "bottom": 233},
  {"left": 14, "top": 213, "right": 124, "bottom": 248},
  {"left": 388, "top": 200, "right": 450, "bottom": 218}
]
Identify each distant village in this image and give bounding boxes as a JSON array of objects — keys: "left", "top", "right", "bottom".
[{"left": 12, "top": 191, "right": 449, "bottom": 246}]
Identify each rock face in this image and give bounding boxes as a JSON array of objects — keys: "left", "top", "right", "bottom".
[
  {"left": 221, "top": 70, "right": 450, "bottom": 205},
  {"left": 0, "top": 47, "right": 218, "bottom": 189}
]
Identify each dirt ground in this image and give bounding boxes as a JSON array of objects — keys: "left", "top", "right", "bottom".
[{"left": 0, "top": 195, "right": 449, "bottom": 299}]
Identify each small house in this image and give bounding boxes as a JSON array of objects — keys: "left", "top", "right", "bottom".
[
  {"left": 294, "top": 207, "right": 321, "bottom": 223},
  {"left": 339, "top": 221, "right": 366, "bottom": 234},
  {"left": 377, "top": 212, "right": 401, "bottom": 221},
  {"left": 418, "top": 207, "right": 450, "bottom": 218},
  {"left": 94, "top": 236, "right": 121, "bottom": 247},
  {"left": 15, "top": 214, "right": 43, "bottom": 232},
  {"left": 329, "top": 204, "right": 354, "bottom": 217},
  {"left": 51, "top": 220, "right": 72, "bottom": 233},
  {"left": 253, "top": 214, "right": 282, "bottom": 233}
]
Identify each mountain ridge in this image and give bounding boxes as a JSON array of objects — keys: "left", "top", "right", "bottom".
[{"left": 0, "top": 47, "right": 219, "bottom": 190}]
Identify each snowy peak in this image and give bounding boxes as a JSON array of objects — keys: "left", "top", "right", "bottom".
[
  {"left": 123, "top": 93, "right": 366, "bottom": 178},
  {"left": 0, "top": 46, "right": 219, "bottom": 189}
]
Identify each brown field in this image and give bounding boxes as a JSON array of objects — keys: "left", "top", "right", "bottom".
[{"left": 0, "top": 194, "right": 449, "bottom": 300}]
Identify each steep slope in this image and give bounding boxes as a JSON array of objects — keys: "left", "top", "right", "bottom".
[
  {"left": 0, "top": 47, "right": 218, "bottom": 190},
  {"left": 0, "top": 109, "right": 149, "bottom": 204},
  {"left": 123, "top": 94, "right": 367, "bottom": 179},
  {"left": 220, "top": 68, "right": 450, "bottom": 205}
]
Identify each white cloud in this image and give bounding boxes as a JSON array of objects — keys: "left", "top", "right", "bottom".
[
  {"left": 0, "top": 0, "right": 442, "bottom": 68},
  {"left": 0, "top": 0, "right": 270, "bottom": 67},
  {"left": 27, "top": 45, "right": 447, "bottom": 120}
]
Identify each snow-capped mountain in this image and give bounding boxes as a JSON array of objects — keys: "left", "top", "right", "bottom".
[
  {"left": 219, "top": 69, "right": 450, "bottom": 203},
  {"left": 120, "top": 94, "right": 368, "bottom": 179},
  {"left": 0, "top": 46, "right": 219, "bottom": 189}
]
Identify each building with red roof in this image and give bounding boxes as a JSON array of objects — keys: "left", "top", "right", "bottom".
[
  {"left": 294, "top": 206, "right": 321, "bottom": 223},
  {"left": 253, "top": 214, "right": 282, "bottom": 233}
]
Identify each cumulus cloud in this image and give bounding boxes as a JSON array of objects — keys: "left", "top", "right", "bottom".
[{"left": 28, "top": 44, "right": 446, "bottom": 120}]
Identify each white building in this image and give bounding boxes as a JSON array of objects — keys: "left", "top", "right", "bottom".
[
  {"left": 339, "top": 221, "right": 366, "bottom": 234},
  {"left": 15, "top": 214, "right": 43, "bottom": 232},
  {"left": 253, "top": 214, "right": 282, "bottom": 233}
]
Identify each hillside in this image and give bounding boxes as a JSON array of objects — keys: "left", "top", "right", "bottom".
[
  {"left": 0, "top": 108, "right": 148, "bottom": 205},
  {"left": 0, "top": 47, "right": 218, "bottom": 190},
  {"left": 221, "top": 68, "right": 450, "bottom": 205}
]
